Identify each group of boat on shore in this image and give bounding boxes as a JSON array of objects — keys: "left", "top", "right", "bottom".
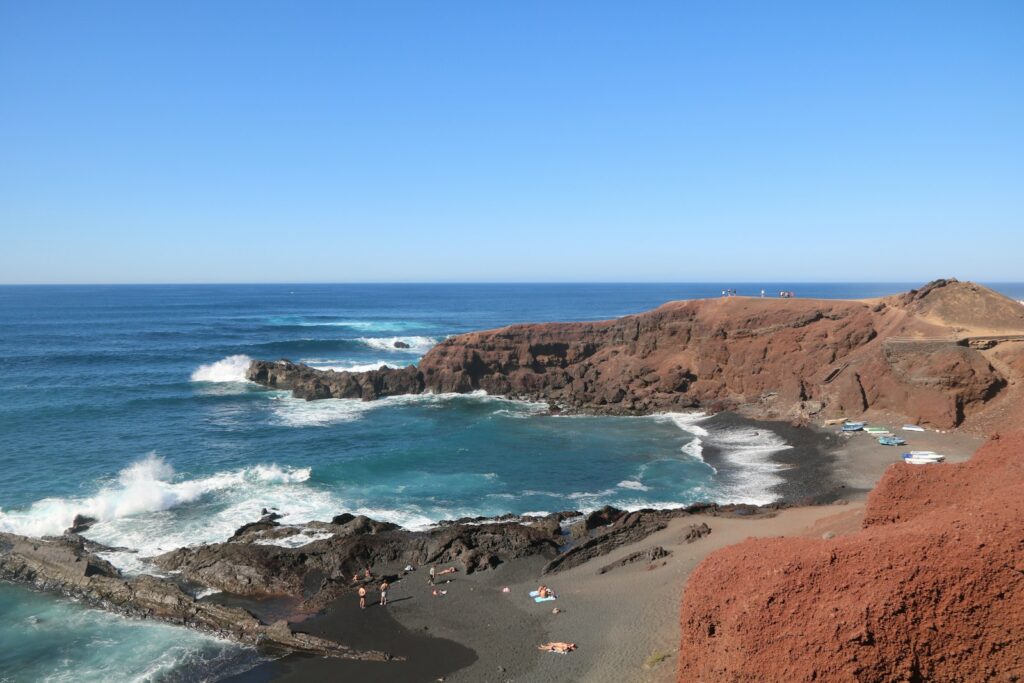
[{"left": 830, "top": 419, "right": 948, "bottom": 465}]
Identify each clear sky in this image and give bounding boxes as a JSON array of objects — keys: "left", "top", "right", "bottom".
[{"left": 1, "top": 1, "right": 1021, "bottom": 284}]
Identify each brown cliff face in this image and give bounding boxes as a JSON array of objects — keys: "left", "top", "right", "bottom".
[
  {"left": 249, "top": 279, "right": 1024, "bottom": 431},
  {"left": 676, "top": 432, "right": 1024, "bottom": 682}
]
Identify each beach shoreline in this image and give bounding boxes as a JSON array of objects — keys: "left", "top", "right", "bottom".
[{"left": 222, "top": 415, "right": 981, "bottom": 683}]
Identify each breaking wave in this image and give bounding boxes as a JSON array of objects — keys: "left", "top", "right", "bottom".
[
  {"left": 190, "top": 355, "right": 252, "bottom": 383},
  {"left": 269, "top": 390, "right": 547, "bottom": 428},
  {"left": 356, "top": 336, "right": 439, "bottom": 353},
  {"left": 0, "top": 454, "right": 310, "bottom": 540},
  {"left": 302, "top": 359, "right": 402, "bottom": 373}
]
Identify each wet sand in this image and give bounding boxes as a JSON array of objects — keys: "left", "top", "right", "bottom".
[{"left": 230, "top": 419, "right": 981, "bottom": 683}]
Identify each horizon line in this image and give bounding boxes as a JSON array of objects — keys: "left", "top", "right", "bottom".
[{"left": 5, "top": 278, "right": 1020, "bottom": 287}]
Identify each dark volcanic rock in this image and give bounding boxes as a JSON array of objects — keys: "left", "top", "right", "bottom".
[
  {"left": 151, "top": 514, "right": 562, "bottom": 600},
  {"left": 545, "top": 509, "right": 680, "bottom": 574},
  {"left": 0, "top": 532, "right": 392, "bottom": 661},
  {"left": 681, "top": 522, "right": 712, "bottom": 543},
  {"left": 246, "top": 359, "right": 424, "bottom": 401},
  {"left": 66, "top": 514, "right": 98, "bottom": 534},
  {"left": 597, "top": 545, "right": 672, "bottom": 574},
  {"left": 393, "top": 340, "right": 411, "bottom": 349}
]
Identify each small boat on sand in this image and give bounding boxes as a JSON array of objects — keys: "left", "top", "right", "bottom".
[
  {"left": 902, "top": 452, "right": 945, "bottom": 464},
  {"left": 864, "top": 426, "right": 890, "bottom": 434},
  {"left": 902, "top": 424, "right": 926, "bottom": 432},
  {"left": 841, "top": 422, "right": 865, "bottom": 432},
  {"left": 879, "top": 435, "right": 906, "bottom": 446}
]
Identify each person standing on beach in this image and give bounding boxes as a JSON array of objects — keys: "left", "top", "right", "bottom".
[
  {"left": 358, "top": 585, "right": 367, "bottom": 610},
  {"left": 379, "top": 580, "right": 389, "bottom": 606},
  {"left": 428, "top": 565, "right": 436, "bottom": 585}
]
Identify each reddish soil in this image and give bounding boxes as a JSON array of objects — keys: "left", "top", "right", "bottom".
[{"left": 677, "top": 432, "right": 1024, "bottom": 682}]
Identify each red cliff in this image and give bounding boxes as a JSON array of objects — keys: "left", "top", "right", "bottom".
[
  {"left": 676, "top": 432, "right": 1024, "bottom": 682},
  {"left": 250, "top": 279, "right": 1024, "bottom": 431}
]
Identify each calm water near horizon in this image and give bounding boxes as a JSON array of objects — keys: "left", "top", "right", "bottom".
[{"left": 1, "top": 282, "right": 1022, "bottom": 681}]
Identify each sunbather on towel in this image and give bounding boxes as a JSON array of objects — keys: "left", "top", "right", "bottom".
[{"left": 538, "top": 642, "right": 577, "bottom": 653}]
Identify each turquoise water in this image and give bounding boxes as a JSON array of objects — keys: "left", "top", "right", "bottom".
[{"left": 2, "top": 283, "right": 1022, "bottom": 680}]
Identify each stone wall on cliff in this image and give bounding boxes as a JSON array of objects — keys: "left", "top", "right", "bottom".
[{"left": 676, "top": 432, "right": 1024, "bottom": 682}]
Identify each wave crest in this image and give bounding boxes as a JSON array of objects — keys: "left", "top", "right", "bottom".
[
  {"left": 357, "top": 336, "right": 438, "bottom": 353},
  {"left": 190, "top": 355, "right": 252, "bottom": 383},
  {"left": 0, "top": 454, "right": 311, "bottom": 539}
]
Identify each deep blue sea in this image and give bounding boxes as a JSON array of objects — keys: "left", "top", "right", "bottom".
[{"left": 2, "top": 282, "right": 1022, "bottom": 681}]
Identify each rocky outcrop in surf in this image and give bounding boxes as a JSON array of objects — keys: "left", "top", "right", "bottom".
[
  {"left": 0, "top": 531, "right": 392, "bottom": 661},
  {"left": 248, "top": 279, "right": 1024, "bottom": 431},
  {"left": 675, "top": 432, "right": 1024, "bottom": 681}
]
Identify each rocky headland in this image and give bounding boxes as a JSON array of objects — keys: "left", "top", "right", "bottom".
[{"left": 247, "top": 279, "right": 1024, "bottom": 432}]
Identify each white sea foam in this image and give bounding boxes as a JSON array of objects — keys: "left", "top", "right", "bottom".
[
  {"left": 616, "top": 480, "right": 650, "bottom": 491},
  {"left": 702, "top": 426, "right": 792, "bottom": 505},
  {"left": 656, "top": 411, "right": 710, "bottom": 437},
  {"left": 681, "top": 436, "right": 705, "bottom": 462},
  {"left": 0, "top": 453, "right": 310, "bottom": 540},
  {"left": 303, "top": 359, "right": 401, "bottom": 373},
  {"left": 356, "top": 336, "right": 439, "bottom": 353},
  {"left": 295, "top": 320, "right": 429, "bottom": 332},
  {"left": 254, "top": 530, "right": 334, "bottom": 548},
  {"left": 190, "top": 355, "right": 252, "bottom": 383},
  {"left": 269, "top": 390, "right": 547, "bottom": 428}
]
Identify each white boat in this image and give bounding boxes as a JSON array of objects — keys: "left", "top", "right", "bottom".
[
  {"left": 905, "top": 450, "right": 938, "bottom": 457},
  {"left": 904, "top": 456, "right": 945, "bottom": 465},
  {"left": 903, "top": 453, "right": 945, "bottom": 463},
  {"left": 902, "top": 424, "right": 926, "bottom": 432}
]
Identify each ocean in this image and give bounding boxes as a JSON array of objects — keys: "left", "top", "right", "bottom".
[{"left": 2, "top": 282, "right": 1022, "bottom": 681}]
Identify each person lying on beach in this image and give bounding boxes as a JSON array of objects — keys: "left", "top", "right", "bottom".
[
  {"left": 538, "top": 642, "right": 577, "bottom": 653},
  {"left": 536, "top": 585, "right": 553, "bottom": 598},
  {"left": 438, "top": 567, "right": 458, "bottom": 575}
]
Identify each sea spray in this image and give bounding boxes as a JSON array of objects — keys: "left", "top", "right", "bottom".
[
  {"left": 190, "top": 355, "right": 252, "bottom": 383},
  {"left": 356, "top": 336, "right": 439, "bottom": 353},
  {"left": 0, "top": 453, "right": 310, "bottom": 539}
]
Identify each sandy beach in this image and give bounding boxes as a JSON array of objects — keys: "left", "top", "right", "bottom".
[{"left": 226, "top": 420, "right": 982, "bottom": 683}]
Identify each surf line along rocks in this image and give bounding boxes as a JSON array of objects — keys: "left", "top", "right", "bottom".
[
  {"left": 0, "top": 504, "right": 781, "bottom": 657},
  {"left": 0, "top": 531, "right": 393, "bottom": 661}
]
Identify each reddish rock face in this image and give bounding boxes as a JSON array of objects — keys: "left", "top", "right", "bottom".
[
  {"left": 676, "top": 433, "right": 1024, "bottom": 682},
  {"left": 416, "top": 279, "right": 1018, "bottom": 429},
  {"left": 249, "top": 279, "right": 1024, "bottom": 431}
]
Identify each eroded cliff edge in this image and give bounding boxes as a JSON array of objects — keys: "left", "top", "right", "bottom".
[{"left": 248, "top": 279, "right": 1024, "bottom": 431}]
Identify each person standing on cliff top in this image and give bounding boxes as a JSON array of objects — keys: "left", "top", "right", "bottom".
[
  {"left": 379, "top": 580, "right": 389, "bottom": 606},
  {"left": 358, "top": 585, "right": 367, "bottom": 609}
]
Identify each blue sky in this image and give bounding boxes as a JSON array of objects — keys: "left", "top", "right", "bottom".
[{"left": 1, "top": 1, "right": 1021, "bottom": 283}]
